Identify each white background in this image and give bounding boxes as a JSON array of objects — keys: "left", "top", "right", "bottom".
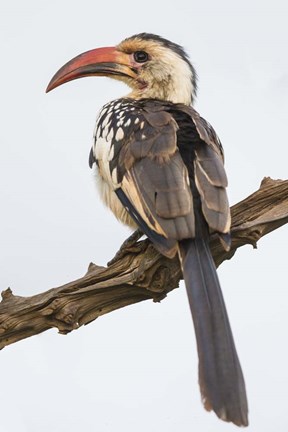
[{"left": 1, "top": 1, "right": 287, "bottom": 431}]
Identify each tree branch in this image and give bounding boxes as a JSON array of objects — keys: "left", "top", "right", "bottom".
[{"left": 1, "top": 177, "right": 287, "bottom": 350}]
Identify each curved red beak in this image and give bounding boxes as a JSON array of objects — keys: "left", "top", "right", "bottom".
[{"left": 46, "top": 46, "right": 137, "bottom": 93}]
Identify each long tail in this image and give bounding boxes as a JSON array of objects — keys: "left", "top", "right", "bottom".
[{"left": 179, "top": 237, "right": 248, "bottom": 427}]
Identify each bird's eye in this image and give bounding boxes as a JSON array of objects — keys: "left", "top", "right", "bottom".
[{"left": 133, "top": 51, "right": 149, "bottom": 63}]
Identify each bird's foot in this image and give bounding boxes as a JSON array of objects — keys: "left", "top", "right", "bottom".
[{"left": 107, "top": 229, "right": 143, "bottom": 266}]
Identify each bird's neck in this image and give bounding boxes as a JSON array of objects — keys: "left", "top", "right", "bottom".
[{"left": 128, "top": 79, "right": 193, "bottom": 105}]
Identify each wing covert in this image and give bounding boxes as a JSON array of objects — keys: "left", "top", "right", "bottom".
[{"left": 172, "top": 104, "right": 231, "bottom": 235}]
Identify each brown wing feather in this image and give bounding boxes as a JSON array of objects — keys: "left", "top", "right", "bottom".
[
  {"left": 105, "top": 100, "right": 230, "bottom": 253},
  {"left": 194, "top": 144, "right": 230, "bottom": 233},
  {"left": 174, "top": 104, "right": 231, "bottom": 235},
  {"left": 128, "top": 156, "right": 195, "bottom": 239},
  {"left": 179, "top": 104, "right": 225, "bottom": 159},
  {"left": 118, "top": 107, "right": 196, "bottom": 249}
]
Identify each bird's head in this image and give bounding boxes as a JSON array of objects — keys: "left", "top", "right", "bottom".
[{"left": 46, "top": 33, "right": 197, "bottom": 106}]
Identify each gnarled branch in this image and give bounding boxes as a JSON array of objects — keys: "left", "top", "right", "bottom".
[{"left": 1, "top": 177, "right": 287, "bottom": 350}]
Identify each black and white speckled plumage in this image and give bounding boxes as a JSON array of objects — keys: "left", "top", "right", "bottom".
[{"left": 90, "top": 97, "right": 229, "bottom": 257}]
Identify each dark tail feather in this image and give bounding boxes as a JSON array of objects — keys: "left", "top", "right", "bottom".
[{"left": 179, "top": 238, "right": 248, "bottom": 427}]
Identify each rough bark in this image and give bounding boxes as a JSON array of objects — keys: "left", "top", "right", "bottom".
[{"left": 1, "top": 177, "right": 287, "bottom": 350}]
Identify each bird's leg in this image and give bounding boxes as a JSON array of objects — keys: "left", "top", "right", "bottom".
[{"left": 107, "top": 229, "right": 143, "bottom": 266}]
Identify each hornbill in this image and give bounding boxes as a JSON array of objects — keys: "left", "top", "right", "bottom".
[{"left": 46, "top": 33, "right": 248, "bottom": 426}]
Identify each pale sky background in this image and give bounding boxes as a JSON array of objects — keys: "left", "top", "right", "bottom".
[{"left": 1, "top": 1, "right": 288, "bottom": 431}]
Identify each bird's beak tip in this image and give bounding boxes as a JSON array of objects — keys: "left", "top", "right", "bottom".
[{"left": 45, "top": 83, "right": 53, "bottom": 93}]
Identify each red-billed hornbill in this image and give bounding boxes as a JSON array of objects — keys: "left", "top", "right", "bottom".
[{"left": 47, "top": 33, "right": 248, "bottom": 426}]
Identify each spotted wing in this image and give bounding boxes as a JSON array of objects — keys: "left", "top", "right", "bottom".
[
  {"left": 112, "top": 107, "right": 196, "bottom": 258},
  {"left": 92, "top": 100, "right": 230, "bottom": 257}
]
